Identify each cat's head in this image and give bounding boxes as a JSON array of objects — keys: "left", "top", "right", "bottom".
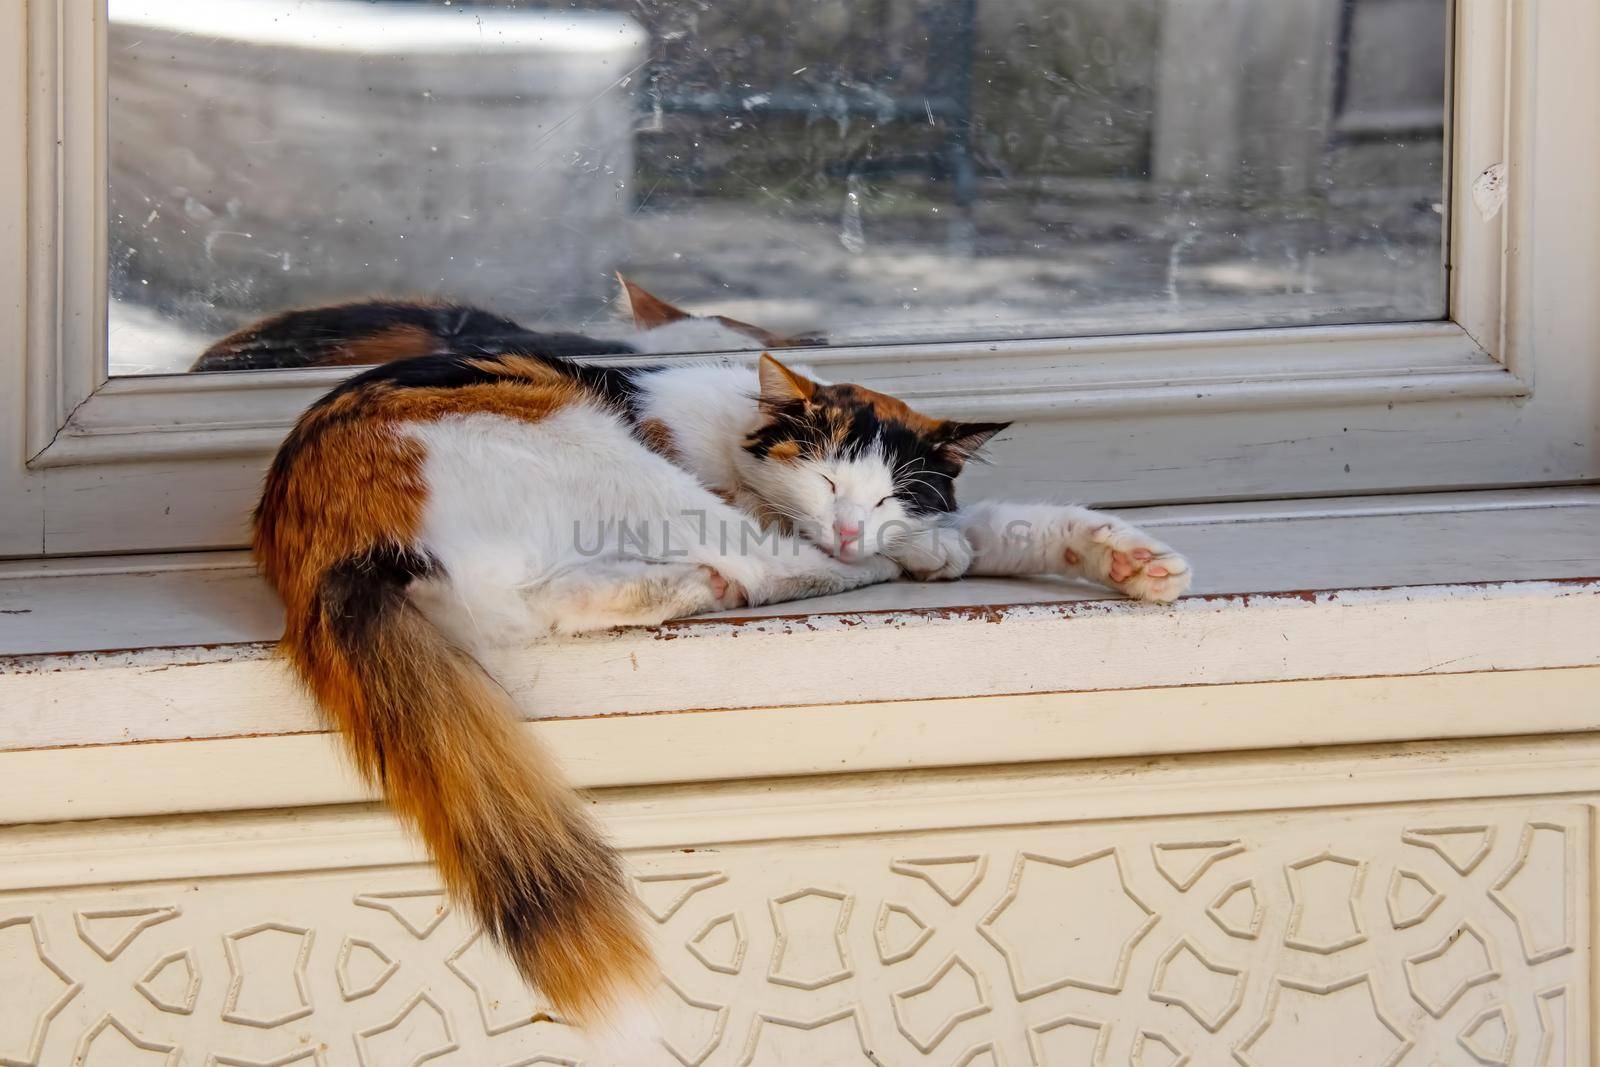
[
  {"left": 618, "top": 275, "right": 824, "bottom": 354},
  {"left": 740, "top": 353, "right": 1008, "bottom": 562}
]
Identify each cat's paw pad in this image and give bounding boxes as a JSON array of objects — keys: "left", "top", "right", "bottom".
[
  {"left": 889, "top": 526, "right": 973, "bottom": 582},
  {"left": 1087, "top": 523, "right": 1192, "bottom": 603},
  {"left": 697, "top": 565, "right": 748, "bottom": 609}
]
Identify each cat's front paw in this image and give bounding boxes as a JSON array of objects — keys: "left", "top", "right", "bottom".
[
  {"left": 887, "top": 525, "right": 973, "bottom": 581},
  {"left": 1082, "top": 521, "right": 1192, "bottom": 603},
  {"left": 696, "top": 565, "right": 749, "bottom": 610}
]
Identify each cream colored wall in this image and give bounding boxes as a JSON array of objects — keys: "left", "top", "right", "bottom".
[{"left": 2, "top": 734, "right": 1592, "bottom": 1066}]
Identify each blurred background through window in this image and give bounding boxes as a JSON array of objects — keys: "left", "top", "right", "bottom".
[{"left": 107, "top": 0, "right": 1448, "bottom": 374}]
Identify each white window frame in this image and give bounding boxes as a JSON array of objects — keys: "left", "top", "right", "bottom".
[{"left": 1, "top": 0, "right": 1595, "bottom": 557}]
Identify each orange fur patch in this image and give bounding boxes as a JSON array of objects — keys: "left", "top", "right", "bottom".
[
  {"left": 254, "top": 425, "right": 426, "bottom": 622},
  {"left": 636, "top": 417, "right": 683, "bottom": 464},
  {"left": 326, "top": 323, "right": 439, "bottom": 366},
  {"left": 820, "top": 383, "right": 945, "bottom": 434}
]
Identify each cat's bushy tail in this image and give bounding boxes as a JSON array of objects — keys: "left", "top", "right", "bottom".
[{"left": 279, "top": 545, "right": 655, "bottom": 1025}]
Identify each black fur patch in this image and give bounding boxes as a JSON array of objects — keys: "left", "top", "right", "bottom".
[
  {"left": 318, "top": 545, "right": 439, "bottom": 645},
  {"left": 193, "top": 301, "right": 640, "bottom": 372}
]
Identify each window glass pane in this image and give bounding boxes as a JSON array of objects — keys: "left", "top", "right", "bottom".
[{"left": 107, "top": 0, "right": 1447, "bottom": 375}]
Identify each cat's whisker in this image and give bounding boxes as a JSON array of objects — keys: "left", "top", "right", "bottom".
[{"left": 894, "top": 475, "right": 942, "bottom": 496}]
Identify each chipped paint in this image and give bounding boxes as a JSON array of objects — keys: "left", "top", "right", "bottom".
[{"left": 6, "top": 576, "right": 1600, "bottom": 677}]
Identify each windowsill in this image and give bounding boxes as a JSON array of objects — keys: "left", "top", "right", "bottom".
[
  {"left": 3, "top": 486, "right": 1599, "bottom": 823},
  {"left": 6, "top": 485, "right": 1600, "bottom": 659}
]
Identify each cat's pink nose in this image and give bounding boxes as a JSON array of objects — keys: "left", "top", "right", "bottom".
[{"left": 835, "top": 522, "right": 862, "bottom": 544}]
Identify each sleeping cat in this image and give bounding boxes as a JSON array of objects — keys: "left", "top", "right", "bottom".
[{"left": 248, "top": 283, "right": 1191, "bottom": 1042}]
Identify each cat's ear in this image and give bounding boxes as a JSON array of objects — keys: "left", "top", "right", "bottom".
[
  {"left": 616, "top": 273, "right": 691, "bottom": 329},
  {"left": 934, "top": 420, "right": 1010, "bottom": 468},
  {"left": 758, "top": 353, "right": 817, "bottom": 403}
]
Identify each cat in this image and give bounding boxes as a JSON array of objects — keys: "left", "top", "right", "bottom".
[
  {"left": 188, "top": 275, "right": 820, "bottom": 372},
  {"left": 247, "top": 281, "right": 1192, "bottom": 1042}
]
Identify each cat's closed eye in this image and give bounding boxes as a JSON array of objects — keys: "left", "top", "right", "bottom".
[{"left": 822, "top": 475, "right": 836, "bottom": 492}]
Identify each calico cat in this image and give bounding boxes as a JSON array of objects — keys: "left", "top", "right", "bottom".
[{"left": 249, "top": 284, "right": 1191, "bottom": 1040}]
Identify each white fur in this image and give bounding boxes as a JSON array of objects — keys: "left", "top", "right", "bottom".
[
  {"left": 957, "top": 500, "right": 1192, "bottom": 601},
  {"left": 737, "top": 442, "right": 916, "bottom": 561},
  {"left": 630, "top": 363, "right": 762, "bottom": 492},
  {"left": 587, "top": 991, "right": 666, "bottom": 1063},
  {"left": 627, "top": 317, "right": 759, "bottom": 355},
  {"left": 406, "top": 401, "right": 897, "bottom": 649}
]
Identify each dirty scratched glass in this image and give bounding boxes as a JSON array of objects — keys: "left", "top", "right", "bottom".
[{"left": 107, "top": 0, "right": 1448, "bottom": 375}]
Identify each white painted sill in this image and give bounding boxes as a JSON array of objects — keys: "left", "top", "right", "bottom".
[{"left": 2, "top": 487, "right": 1599, "bottom": 825}]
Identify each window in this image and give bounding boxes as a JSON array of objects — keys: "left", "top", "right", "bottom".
[
  {"left": 2, "top": 0, "right": 1597, "bottom": 557},
  {"left": 108, "top": 0, "right": 1446, "bottom": 375}
]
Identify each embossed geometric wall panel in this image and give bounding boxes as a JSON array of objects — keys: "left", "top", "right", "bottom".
[{"left": 0, "top": 796, "right": 1588, "bottom": 1065}]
